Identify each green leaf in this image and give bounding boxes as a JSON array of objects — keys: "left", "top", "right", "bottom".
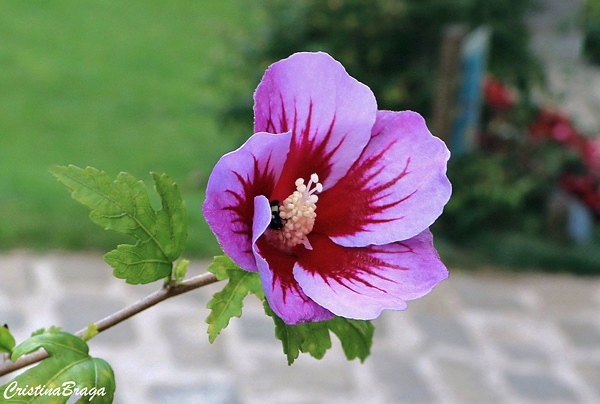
[
  {"left": 324, "top": 317, "right": 375, "bottom": 363},
  {"left": 263, "top": 302, "right": 374, "bottom": 364},
  {"left": 263, "top": 302, "right": 301, "bottom": 364},
  {"left": 263, "top": 302, "right": 332, "bottom": 365},
  {"left": 81, "top": 323, "right": 99, "bottom": 342},
  {"left": 206, "top": 255, "right": 240, "bottom": 281},
  {"left": 172, "top": 259, "right": 189, "bottom": 284},
  {"left": 150, "top": 172, "right": 188, "bottom": 260},
  {"left": 30, "top": 327, "right": 61, "bottom": 338},
  {"left": 0, "top": 329, "right": 115, "bottom": 403},
  {"left": 299, "top": 322, "right": 332, "bottom": 360},
  {"left": 205, "top": 255, "right": 264, "bottom": 343},
  {"left": 204, "top": 257, "right": 375, "bottom": 364},
  {"left": 50, "top": 165, "right": 187, "bottom": 284},
  {"left": 30, "top": 329, "right": 46, "bottom": 337},
  {"left": 0, "top": 325, "right": 15, "bottom": 354}
]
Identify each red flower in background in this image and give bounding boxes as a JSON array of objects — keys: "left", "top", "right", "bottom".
[
  {"left": 581, "top": 138, "right": 600, "bottom": 177},
  {"left": 528, "top": 106, "right": 582, "bottom": 149},
  {"left": 560, "top": 174, "right": 600, "bottom": 216},
  {"left": 484, "top": 76, "right": 600, "bottom": 219},
  {"left": 483, "top": 75, "right": 518, "bottom": 111}
]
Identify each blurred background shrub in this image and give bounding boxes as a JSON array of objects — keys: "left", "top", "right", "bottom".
[
  {"left": 236, "top": 0, "right": 599, "bottom": 273},
  {"left": 584, "top": 0, "right": 600, "bottom": 64},
  {"left": 233, "top": 0, "right": 539, "bottom": 120}
]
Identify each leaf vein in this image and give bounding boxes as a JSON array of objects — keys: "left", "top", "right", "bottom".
[{"left": 61, "top": 170, "right": 169, "bottom": 260}]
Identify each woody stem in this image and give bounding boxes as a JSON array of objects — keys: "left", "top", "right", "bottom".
[{"left": 0, "top": 272, "right": 219, "bottom": 378}]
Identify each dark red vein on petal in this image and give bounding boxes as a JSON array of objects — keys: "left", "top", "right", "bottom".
[
  {"left": 272, "top": 99, "right": 344, "bottom": 200},
  {"left": 315, "top": 139, "right": 416, "bottom": 237},
  {"left": 256, "top": 237, "right": 308, "bottom": 304},
  {"left": 299, "top": 235, "right": 407, "bottom": 294},
  {"left": 279, "top": 93, "right": 289, "bottom": 133},
  {"left": 221, "top": 153, "right": 278, "bottom": 247}
]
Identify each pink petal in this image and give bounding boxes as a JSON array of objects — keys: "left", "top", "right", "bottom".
[
  {"left": 293, "top": 231, "right": 448, "bottom": 320},
  {"left": 314, "top": 110, "right": 451, "bottom": 246},
  {"left": 251, "top": 207, "right": 335, "bottom": 325},
  {"left": 254, "top": 52, "right": 377, "bottom": 200},
  {"left": 203, "top": 132, "right": 291, "bottom": 272},
  {"left": 251, "top": 195, "right": 273, "bottom": 250}
]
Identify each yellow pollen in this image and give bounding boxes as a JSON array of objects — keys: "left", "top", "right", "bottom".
[{"left": 277, "top": 173, "right": 322, "bottom": 250}]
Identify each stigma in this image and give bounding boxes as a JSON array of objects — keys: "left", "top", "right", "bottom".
[{"left": 272, "top": 173, "right": 322, "bottom": 250}]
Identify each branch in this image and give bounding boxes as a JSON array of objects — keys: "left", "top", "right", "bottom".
[{"left": 0, "top": 271, "right": 219, "bottom": 378}]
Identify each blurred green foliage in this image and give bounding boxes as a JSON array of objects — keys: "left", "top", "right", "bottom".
[
  {"left": 242, "top": 0, "right": 600, "bottom": 272},
  {"left": 439, "top": 153, "right": 540, "bottom": 241},
  {"left": 584, "top": 0, "right": 600, "bottom": 64},
  {"left": 433, "top": 131, "right": 600, "bottom": 274},
  {"left": 243, "top": 0, "right": 539, "bottom": 118},
  {"left": 438, "top": 141, "right": 578, "bottom": 241}
]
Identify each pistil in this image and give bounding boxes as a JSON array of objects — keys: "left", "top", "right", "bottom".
[{"left": 270, "top": 173, "right": 322, "bottom": 250}]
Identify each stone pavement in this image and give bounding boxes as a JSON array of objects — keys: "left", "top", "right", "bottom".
[{"left": 1, "top": 251, "right": 600, "bottom": 404}]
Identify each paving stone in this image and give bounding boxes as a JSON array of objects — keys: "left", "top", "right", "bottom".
[
  {"left": 4, "top": 248, "right": 600, "bottom": 404},
  {"left": 575, "top": 362, "right": 600, "bottom": 396},
  {"left": 437, "top": 359, "right": 499, "bottom": 404},
  {"left": 57, "top": 293, "right": 136, "bottom": 346},
  {"left": 0, "top": 308, "right": 26, "bottom": 331},
  {"left": 506, "top": 371, "right": 579, "bottom": 402},
  {"left": 476, "top": 316, "right": 553, "bottom": 348},
  {"left": 238, "top": 353, "right": 357, "bottom": 402},
  {"left": 0, "top": 253, "right": 36, "bottom": 298},
  {"left": 559, "top": 319, "right": 600, "bottom": 349},
  {"left": 404, "top": 274, "right": 459, "bottom": 315},
  {"left": 150, "top": 383, "right": 240, "bottom": 404},
  {"left": 49, "top": 252, "right": 113, "bottom": 286},
  {"left": 370, "top": 314, "right": 390, "bottom": 342},
  {"left": 497, "top": 341, "right": 550, "bottom": 363},
  {"left": 237, "top": 312, "right": 277, "bottom": 343},
  {"left": 371, "top": 352, "right": 435, "bottom": 403},
  {"left": 412, "top": 313, "right": 473, "bottom": 348},
  {"left": 160, "top": 311, "right": 227, "bottom": 366},
  {"left": 532, "top": 275, "right": 599, "bottom": 314},
  {"left": 452, "top": 275, "right": 528, "bottom": 311}
]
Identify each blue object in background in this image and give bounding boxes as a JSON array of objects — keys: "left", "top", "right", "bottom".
[
  {"left": 566, "top": 193, "right": 594, "bottom": 245},
  {"left": 451, "top": 26, "right": 492, "bottom": 157}
]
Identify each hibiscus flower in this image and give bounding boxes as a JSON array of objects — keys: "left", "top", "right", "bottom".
[{"left": 203, "top": 52, "right": 451, "bottom": 325}]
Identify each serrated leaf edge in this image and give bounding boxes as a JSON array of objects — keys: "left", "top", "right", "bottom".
[
  {"left": 51, "top": 165, "right": 171, "bottom": 261},
  {"left": 206, "top": 271, "right": 258, "bottom": 343}
]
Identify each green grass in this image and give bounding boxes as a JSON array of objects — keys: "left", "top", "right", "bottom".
[{"left": 0, "top": 0, "right": 264, "bottom": 256}]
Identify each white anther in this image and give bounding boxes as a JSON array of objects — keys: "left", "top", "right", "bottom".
[{"left": 273, "top": 173, "right": 323, "bottom": 249}]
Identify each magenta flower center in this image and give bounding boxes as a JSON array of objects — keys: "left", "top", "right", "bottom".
[{"left": 270, "top": 173, "right": 322, "bottom": 251}]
